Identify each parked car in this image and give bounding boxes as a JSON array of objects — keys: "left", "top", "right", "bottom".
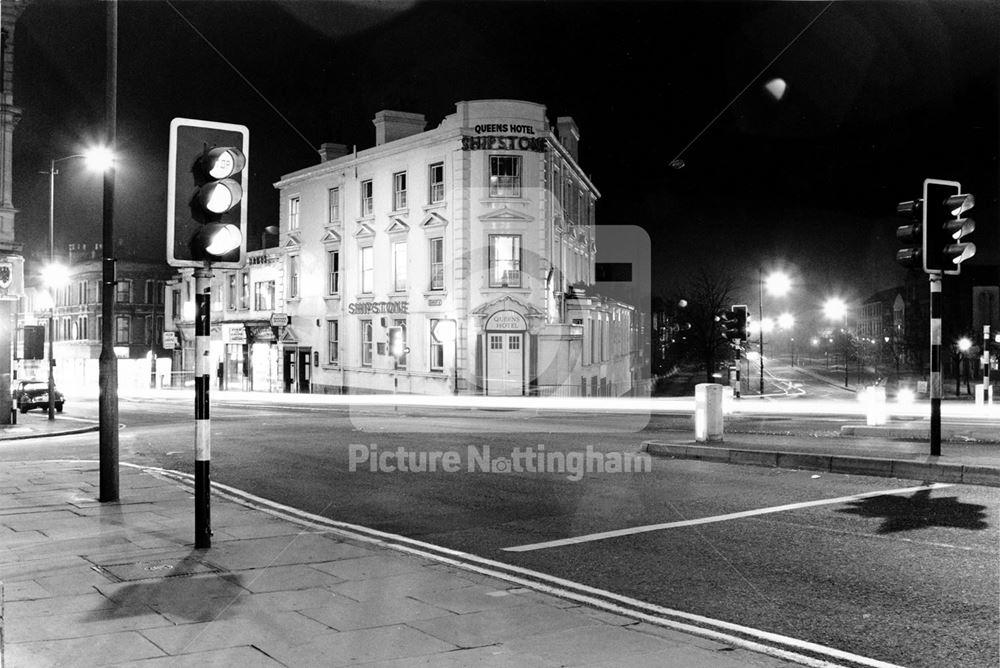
[{"left": 12, "top": 380, "right": 64, "bottom": 414}]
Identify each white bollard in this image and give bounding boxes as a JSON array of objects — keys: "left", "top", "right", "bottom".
[
  {"left": 695, "top": 383, "right": 724, "bottom": 442},
  {"left": 864, "top": 386, "right": 888, "bottom": 426}
]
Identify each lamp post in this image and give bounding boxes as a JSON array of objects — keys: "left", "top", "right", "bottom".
[
  {"left": 43, "top": 149, "right": 114, "bottom": 420},
  {"left": 824, "top": 297, "right": 849, "bottom": 388},
  {"left": 758, "top": 269, "right": 791, "bottom": 395}
]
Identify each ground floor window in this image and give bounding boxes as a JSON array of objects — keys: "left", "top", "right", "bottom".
[
  {"left": 328, "top": 319, "right": 339, "bottom": 365},
  {"left": 361, "top": 319, "right": 373, "bottom": 366},
  {"left": 430, "top": 318, "right": 445, "bottom": 371}
]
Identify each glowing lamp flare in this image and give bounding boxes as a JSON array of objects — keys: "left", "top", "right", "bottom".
[
  {"left": 197, "top": 179, "right": 243, "bottom": 214},
  {"left": 202, "top": 147, "right": 246, "bottom": 179},
  {"left": 201, "top": 223, "right": 242, "bottom": 256}
]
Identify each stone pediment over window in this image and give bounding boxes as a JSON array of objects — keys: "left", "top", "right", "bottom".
[
  {"left": 320, "top": 229, "right": 342, "bottom": 244},
  {"left": 478, "top": 207, "right": 534, "bottom": 223},
  {"left": 353, "top": 223, "right": 375, "bottom": 239},
  {"left": 421, "top": 211, "right": 449, "bottom": 229},
  {"left": 283, "top": 233, "right": 301, "bottom": 249},
  {"left": 385, "top": 217, "right": 410, "bottom": 235}
]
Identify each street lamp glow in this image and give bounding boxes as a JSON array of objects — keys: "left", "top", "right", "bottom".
[
  {"left": 83, "top": 146, "right": 115, "bottom": 172},
  {"left": 41, "top": 263, "right": 69, "bottom": 289},
  {"left": 777, "top": 312, "right": 795, "bottom": 330},
  {"left": 765, "top": 271, "right": 791, "bottom": 297},
  {"left": 823, "top": 297, "right": 847, "bottom": 321},
  {"left": 957, "top": 337, "right": 972, "bottom": 353}
]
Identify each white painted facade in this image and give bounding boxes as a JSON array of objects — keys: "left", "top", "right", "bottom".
[{"left": 273, "top": 99, "right": 642, "bottom": 396}]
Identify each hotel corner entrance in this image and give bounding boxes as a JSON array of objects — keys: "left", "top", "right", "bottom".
[{"left": 483, "top": 309, "right": 527, "bottom": 396}]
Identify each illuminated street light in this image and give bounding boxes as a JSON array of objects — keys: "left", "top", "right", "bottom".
[
  {"left": 44, "top": 147, "right": 114, "bottom": 420},
  {"left": 957, "top": 337, "right": 972, "bottom": 353},
  {"left": 777, "top": 312, "right": 795, "bottom": 330},
  {"left": 758, "top": 269, "right": 792, "bottom": 395},
  {"left": 765, "top": 271, "right": 791, "bottom": 297}
]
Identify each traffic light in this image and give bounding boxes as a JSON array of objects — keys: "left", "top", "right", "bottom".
[
  {"left": 388, "top": 326, "right": 405, "bottom": 358},
  {"left": 717, "top": 306, "right": 747, "bottom": 342},
  {"left": 895, "top": 198, "right": 923, "bottom": 269},
  {"left": 730, "top": 305, "right": 748, "bottom": 341},
  {"left": 923, "top": 178, "right": 975, "bottom": 275},
  {"left": 167, "top": 118, "right": 249, "bottom": 268}
]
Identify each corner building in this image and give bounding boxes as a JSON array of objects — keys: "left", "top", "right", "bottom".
[{"left": 274, "top": 99, "right": 640, "bottom": 396}]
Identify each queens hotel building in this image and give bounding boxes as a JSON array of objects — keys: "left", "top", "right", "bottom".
[{"left": 274, "top": 99, "right": 641, "bottom": 397}]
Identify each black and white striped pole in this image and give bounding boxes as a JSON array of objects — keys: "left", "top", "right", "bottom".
[
  {"left": 166, "top": 119, "right": 249, "bottom": 549},
  {"left": 929, "top": 273, "right": 942, "bottom": 457},
  {"left": 194, "top": 267, "right": 212, "bottom": 549},
  {"left": 982, "top": 325, "right": 992, "bottom": 406}
]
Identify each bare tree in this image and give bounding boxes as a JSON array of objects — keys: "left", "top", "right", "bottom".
[{"left": 683, "top": 268, "right": 738, "bottom": 383}]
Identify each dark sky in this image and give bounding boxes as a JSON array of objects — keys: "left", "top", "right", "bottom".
[{"left": 11, "top": 0, "right": 1000, "bottom": 317}]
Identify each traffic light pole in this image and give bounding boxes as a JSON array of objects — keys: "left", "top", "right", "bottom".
[
  {"left": 194, "top": 267, "right": 213, "bottom": 549},
  {"left": 929, "top": 272, "right": 942, "bottom": 456}
]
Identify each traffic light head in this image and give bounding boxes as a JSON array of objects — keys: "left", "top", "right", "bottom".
[
  {"left": 168, "top": 118, "right": 249, "bottom": 268},
  {"left": 717, "top": 305, "right": 748, "bottom": 342},
  {"left": 895, "top": 199, "right": 923, "bottom": 269},
  {"left": 730, "top": 305, "right": 748, "bottom": 341},
  {"left": 923, "top": 179, "right": 975, "bottom": 275}
]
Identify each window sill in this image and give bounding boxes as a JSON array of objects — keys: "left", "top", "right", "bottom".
[
  {"left": 423, "top": 202, "right": 446, "bottom": 211},
  {"left": 423, "top": 290, "right": 447, "bottom": 298}
]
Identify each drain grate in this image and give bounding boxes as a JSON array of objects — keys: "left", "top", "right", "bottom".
[{"left": 94, "top": 556, "right": 220, "bottom": 582}]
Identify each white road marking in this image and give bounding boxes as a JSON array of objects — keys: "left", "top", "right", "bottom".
[{"left": 503, "top": 483, "right": 954, "bottom": 552}]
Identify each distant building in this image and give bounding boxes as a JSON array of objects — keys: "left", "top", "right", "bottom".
[
  {"left": 18, "top": 244, "right": 173, "bottom": 391},
  {"left": 164, "top": 247, "right": 286, "bottom": 392},
  {"left": 271, "top": 99, "right": 643, "bottom": 396}
]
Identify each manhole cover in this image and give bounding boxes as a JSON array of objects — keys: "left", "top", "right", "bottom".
[{"left": 96, "top": 557, "right": 220, "bottom": 582}]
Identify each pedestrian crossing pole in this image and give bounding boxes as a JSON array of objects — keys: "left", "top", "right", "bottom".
[
  {"left": 194, "top": 267, "right": 213, "bottom": 549},
  {"left": 929, "top": 273, "right": 942, "bottom": 456},
  {"left": 982, "top": 325, "right": 992, "bottom": 405}
]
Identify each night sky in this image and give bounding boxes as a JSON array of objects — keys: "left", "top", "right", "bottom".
[{"left": 11, "top": 0, "right": 1000, "bottom": 319}]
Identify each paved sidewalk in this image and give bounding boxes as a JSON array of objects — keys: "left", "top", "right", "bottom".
[
  {"left": 0, "top": 460, "right": 800, "bottom": 668},
  {"left": 0, "top": 414, "right": 99, "bottom": 441}
]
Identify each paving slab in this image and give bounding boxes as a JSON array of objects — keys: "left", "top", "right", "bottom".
[
  {"left": 261, "top": 622, "right": 458, "bottom": 667},
  {"left": 408, "top": 602, "right": 600, "bottom": 647},
  {"left": 4, "top": 630, "right": 165, "bottom": 667},
  {"left": 298, "top": 590, "right": 454, "bottom": 630},
  {"left": 111, "top": 645, "right": 284, "bottom": 668},
  {"left": 503, "top": 623, "right": 678, "bottom": 665}
]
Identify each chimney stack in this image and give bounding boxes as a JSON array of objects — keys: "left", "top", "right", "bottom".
[
  {"left": 317, "top": 142, "right": 350, "bottom": 162},
  {"left": 373, "top": 110, "right": 426, "bottom": 145}
]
